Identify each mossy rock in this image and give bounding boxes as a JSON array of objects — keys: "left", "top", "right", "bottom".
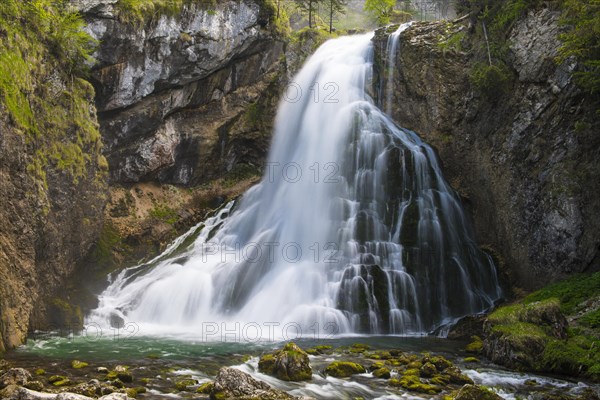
[
  {"left": 174, "top": 378, "right": 197, "bottom": 391},
  {"left": 324, "top": 361, "right": 366, "bottom": 378},
  {"left": 34, "top": 369, "right": 45, "bottom": 376},
  {"left": 113, "top": 365, "right": 133, "bottom": 383},
  {"left": 197, "top": 381, "right": 214, "bottom": 394},
  {"left": 453, "top": 384, "right": 502, "bottom": 400},
  {"left": 71, "top": 360, "right": 89, "bottom": 369},
  {"left": 349, "top": 343, "right": 370, "bottom": 353},
  {"left": 48, "top": 375, "right": 67, "bottom": 384},
  {"left": 420, "top": 362, "right": 437, "bottom": 377},
  {"left": 369, "top": 361, "right": 386, "bottom": 371},
  {"left": 402, "top": 368, "right": 421, "bottom": 377},
  {"left": 258, "top": 342, "right": 312, "bottom": 381},
  {"left": 443, "top": 367, "right": 474, "bottom": 385},
  {"left": 426, "top": 355, "right": 453, "bottom": 371},
  {"left": 463, "top": 357, "right": 480, "bottom": 363},
  {"left": 24, "top": 380, "right": 44, "bottom": 391},
  {"left": 390, "top": 374, "right": 441, "bottom": 394},
  {"left": 465, "top": 336, "right": 483, "bottom": 354},
  {"left": 372, "top": 367, "right": 391, "bottom": 379},
  {"left": 51, "top": 378, "right": 71, "bottom": 387},
  {"left": 367, "top": 350, "right": 393, "bottom": 360}
]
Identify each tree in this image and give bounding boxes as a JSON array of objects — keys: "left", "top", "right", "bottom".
[
  {"left": 295, "top": 0, "right": 322, "bottom": 28},
  {"left": 326, "top": 0, "right": 347, "bottom": 33},
  {"left": 364, "top": 0, "right": 396, "bottom": 26}
]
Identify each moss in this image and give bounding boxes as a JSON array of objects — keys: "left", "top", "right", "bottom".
[
  {"left": 372, "top": 367, "right": 391, "bottom": 379},
  {"left": 324, "top": 361, "right": 366, "bottom": 377},
  {"left": 463, "top": 357, "right": 480, "bottom": 363},
  {"left": 34, "top": 369, "right": 45, "bottom": 376},
  {"left": 149, "top": 203, "right": 179, "bottom": 225},
  {"left": 465, "top": 336, "right": 484, "bottom": 353},
  {"left": 390, "top": 374, "right": 441, "bottom": 394},
  {"left": 523, "top": 272, "right": 600, "bottom": 315},
  {"left": 580, "top": 309, "right": 600, "bottom": 329},
  {"left": 0, "top": 1, "right": 104, "bottom": 195},
  {"left": 196, "top": 382, "right": 214, "bottom": 394},
  {"left": 541, "top": 336, "right": 600, "bottom": 380},
  {"left": 174, "top": 378, "right": 197, "bottom": 391},
  {"left": 349, "top": 343, "right": 370, "bottom": 353},
  {"left": 71, "top": 360, "right": 88, "bottom": 369},
  {"left": 437, "top": 30, "right": 466, "bottom": 54}
]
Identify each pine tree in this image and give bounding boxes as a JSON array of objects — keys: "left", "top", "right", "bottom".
[
  {"left": 326, "top": 0, "right": 347, "bottom": 33},
  {"left": 295, "top": 0, "right": 322, "bottom": 28}
]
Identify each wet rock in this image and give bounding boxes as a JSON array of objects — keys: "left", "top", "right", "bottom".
[
  {"left": 258, "top": 342, "right": 312, "bottom": 381},
  {"left": 454, "top": 384, "right": 503, "bottom": 400},
  {"left": 23, "top": 381, "right": 44, "bottom": 391},
  {"left": 447, "top": 315, "right": 487, "bottom": 340},
  {"left": 174, "top": 378, "right": 197, "bottom": 392},
  {"left": 111, "top": 366, "right": 133, "bottom": 383},
  {"left": 444, "top": 367, "right": 474, "bottom": 385},
  {"left": 211, "top": 367, "right": 296, "bottom": 399},
  {"left": 372, "top": 367, "right": 391, "bottom": 379},
  {"left": 196, "top": 381, "right": 213, "bottom": 394},
  {"left": 0, "top": 368, "right": 32, "bottom": 389},
  {"left": 420, "top": 362, "right": 437, "bottom": 378},
  {"left": 71, "top": 360, "right": 89, "bottom": 369},
  {"left": 324, "top": 361, "right": 366, "bottom": 378},
  {"left": 466, "top": 336, "right": 484, "bottom": 354}
]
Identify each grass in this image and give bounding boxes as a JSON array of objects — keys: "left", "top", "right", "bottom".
[{"left": 523, "top": 272, "right": 600, "bottom": 315}]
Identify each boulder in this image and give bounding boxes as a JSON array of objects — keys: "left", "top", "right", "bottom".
[
  {"left": 210, "top": 367, "right": 296, "bottom": 399},
  {"left": 454, "top": 384, "right": 503, "bottom": 400},
  {"left": 258, "top": 342, "right": 312, "bottom": 381},
  {"left": 0, "top": 369, "right": 32, "bottom": 389},
  {"left": 323, "top": 361, "right": 366, "bottom": 378}
]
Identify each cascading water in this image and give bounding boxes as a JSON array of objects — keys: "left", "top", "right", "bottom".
[{"left": 89, "top": 28, "right": 501, "bottom": 339}]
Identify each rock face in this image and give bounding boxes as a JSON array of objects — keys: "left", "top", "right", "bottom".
[
  {"left": 80, "top": 0, "right": 285, "bottom": 185},
  {"left": 0, "top": 83, "right": 106, "bottom": 351},
  {"left": 211, "top": 367, "right": 296, "bottom": 399},
  {"left": 373, "top": 8, "right": 600, "bottom": 289},
  {"left": 258, "top": 342, "right": 312, "bottom": 381}
]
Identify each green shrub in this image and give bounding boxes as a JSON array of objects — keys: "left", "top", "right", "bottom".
[{"left": 470, "top": 63, "right": 512, "bottom": 98}]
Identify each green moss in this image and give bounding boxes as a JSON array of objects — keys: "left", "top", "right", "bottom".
[
  {"left": 390, "top": 374, "right": 441, "bottom": 394},
  {"left": 541, "top": 336, "right": 600, "bottom": 380},
  {"left": 465, "top": 336, "right": 484, "bottom": 353},
  {"left": 149, "top": 203, "right": 179, "bottom": 225},
  {"left": 71, "top": 360, "right": 88, "bottom": 369},
  {"left": 324, "top": 361, "right": 366, "bottom": 377},
  {"left": 196, "top": 382, "right": 214, "bottom": 394},
  {"left": 372, "top": 367, "right": 391, "bottom": 379},
  {"left": 34, "top": 369, "right": 46, "bottom": 376},
  {"left": 580, "top": 309, "right": 600, "bottom": 329},
  {"left": 174, "top": 378, "right": 197, "bottom": 391},
  {"left": 523, "top": 272, "right": 600, "bottom": 315},
  {"left": 0, "top": 0, "right": 104, "bottom": 196},
  {"left": 463, "top": 357, "right": 480, "bottom": 363}
]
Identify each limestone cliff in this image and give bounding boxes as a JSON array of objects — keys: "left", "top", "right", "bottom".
[
  {"left": 373, "top": 9, "right": 600, "bottom": 290},
  {"left": 0, "top": 2, "right": 107, "bottom": 351},
  {"left": 81, "top": 0, "right": 285, "bottom": 185}
]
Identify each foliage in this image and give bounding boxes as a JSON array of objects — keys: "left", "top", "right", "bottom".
[
  {"left": 469, "top": 62, "right": 511, "bottom": 98},
  {"left": 523, "top": 272, "right": 600, "bottom": 315},
  {"left": 149, "top": 203, "right": 179, "bottom": 225},
  {"left": 557, "top": 0, "right": 600, "bottom": 96},
  {"left": 0, "top": 0, "right": 103, "bottom": 191},
  {"left": 115, "top": 0, "right": 216, "bottom": 25},
  {"left": 364, "top": 0, "right": 396, "bottom": 26},
  {"left": 437, "top": 30, "right": 466, "bottom": 54},
  {"left": 294, "top": 0, "right": 322, "bottom": 28},
  {"left": 325, "top": 0, "right": 347, "bottom": 33}
]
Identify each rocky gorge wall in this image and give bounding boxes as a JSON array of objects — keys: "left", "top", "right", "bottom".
[
  {"left": 373, "top": 8, "right": 600, "bottom": 290},
  {"left": 81, "top": 0, "right": 285, "bottom": 185}
]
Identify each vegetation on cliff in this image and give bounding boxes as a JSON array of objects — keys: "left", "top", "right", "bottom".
[
  {"left": 0, "top": 0, "right": 105, "bottom": 195},
  {"left": 484, "top": 272, "right": 600, "bottom": 381},
  {"left": 457, "top": 0, "right": 599, "bottom": 102}
]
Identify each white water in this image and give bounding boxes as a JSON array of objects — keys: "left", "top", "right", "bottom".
[{"left": 89, "top": 28, "right": 501, "bottom": 339}]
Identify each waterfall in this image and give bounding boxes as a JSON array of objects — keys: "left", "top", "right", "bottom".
[
  {"left": 88, "top": 30, "right": 501, "bottom": 339},
  {"left": 382, "top": 23, "right": 412, "bottom": 114}
]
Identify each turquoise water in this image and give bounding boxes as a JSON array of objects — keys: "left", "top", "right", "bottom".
[{"left": 8, "top": 334, "right": 599, "bottom": 399}]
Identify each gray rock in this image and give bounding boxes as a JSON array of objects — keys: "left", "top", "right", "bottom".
[
  {"left": 85, "top": 0, "right": 285, "bottom": 184},
  {"left": 211, "top": 367, "right": 297, "bottom": 399},
  {"left": 0, "top": 369, "right": 32, "bottom": 389}
]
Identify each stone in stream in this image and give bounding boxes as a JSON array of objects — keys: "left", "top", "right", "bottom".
[
  {"left": 258, "top": 342, "right": 312, "bottom": 381},
  {"left": 323, "top": 361, "right": 366, "bottom": 378},
  {"left": 211, "top": 367, "right": 298, "bottom": 399},
  {"left": 0, "top": 368, "right": 32, "bottom": 389},
  {"left": 0, "top": 386, "right": 135, "bottom": 399},
  {"left": 453, "top": 384, "right": 503, "bottom": 400}
]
